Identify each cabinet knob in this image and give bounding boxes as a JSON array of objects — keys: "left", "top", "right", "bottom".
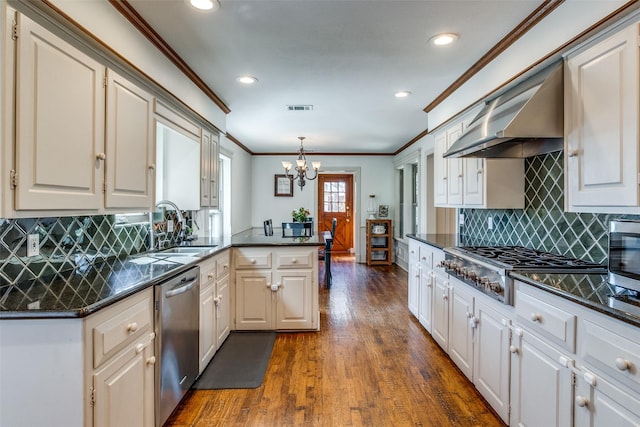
[
  {"left": 615, "top": 358, "right": 632, "bottom": 371},
  {"left": 135, "top": 343, "right": 144, "bottom": 354},
  {"left": 96, "top": 153, "right": 106, "bottom": 161},
  {"left": 567, "top": 149, "right": 579, "bottom": 158},
  {"left": 148, "top": 164, "right": 155, "bottom": 171},
  {"left": 509, "top": 345, "right": 519, "bottom": 354},
  {"left": 270, "top": 284, "right": 280, "bottom": 292},
  {"left": 530, "top": 312, "right": 542, "bottom": 322},
  {"left": 458, "top": 174, "right": 463, "bottom": 178},
  {"left": 250, "top": 259, "right": 256, "bottom": 264},
  {"left": 477, "top": 169, "right": 483, "bottom": 175},
  {"left": 127, "top": 322, "right": 138, "bottom": 332},
  {"left": 208, "top": 273, "right": 214, "bottom": 279},
  {"left": 442, "top": 294, "right": 448, "bottom": 301},
  {"left": 292, "top": 258, "right": 298, "bottom": 263},
  {"left": 575, "top": 396, "right": 588, "bottom": 408},
  {"left": 469, "top": 317, "right": 478, "bottom": 329},
  {"left": 213, "top": 296, "right": 221, "bottom": 305},
  {"left": 147, "top": 356, "right": 156, "bottom": 366}
]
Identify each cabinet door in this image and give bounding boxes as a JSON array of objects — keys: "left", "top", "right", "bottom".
[
  {"left": 235, "top": 270, "right": 272, "bottom": 330},
  {"left": 473, "top": 300, "right": 510, "bottom": 423},
  {"left": 275, "top": 270, "right": 314, "bottom": 330},
  {"left": 431, "top": 272, "right": 450, "bottom": 351},
  {"left": 199, "top": 285, "right": 216, "bottom": 374},
  {"left": 566, "top": 24, "right": 639, "bottom": 209},
  {"left": 434, "top": 132, "right": 448, "bottom": 206},
  {"left": 575, "top": 373, "right": 640, "bottom": 426},
  {"left": 209, "top": 132, "right": 219, "bottom": 208},
  {"left": 93, "top": 334, "right": 155, "bottom": 427},
  {"left": 446, "top": 125, "right": 464, "bottom": 206},
  {"left": 510, "top": 329, "right": 573, "bottom": 427},
  {"left": 216, "top": 274, "right": 230, "bottom": 347},
  {"left": 407, "top": 259, "right": 420, "bottom": 318},
  {"left": 200, "top": 130, "right": 211, "bottom": 206},
  {"left": 418, "top": 262, "right": 433, "bottom": 333},
  {"left": 105, "top": 69, "right": 154, "bottom": 210},
  {"left": 448, "top": 280, "right": 474, "bottom": 380},
  {"left": 463, "top": 158, "right": 484, "bottom": 206},
  {"left": 15, "top": 14, "right": 105, "bottom": 211}
]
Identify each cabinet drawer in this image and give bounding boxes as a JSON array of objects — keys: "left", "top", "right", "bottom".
[
  {"left": 234, "top": 248, "right": 272, "bottom": 269},
  {"left": 216, "top": 251, "right": 230, "bottom": 279},
  {"left": 91, "top": 293, "right": 153, "bottom": 368},
  {"left": 515, "top": 289, "right": 576, "bottom": 352},
  {"left": 199, "top": 257, "right": 217, "bottom": 289},
  {"left": 581, "top": 318, "right": 640, "bottom": 392},
  {"left": 275, "top": 250, "right": 315, "bottom": 269}
]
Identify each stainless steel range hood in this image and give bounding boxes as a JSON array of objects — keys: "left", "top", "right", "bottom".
[{"left": 443, "top": 63, "right": 563, "bottom": 159}]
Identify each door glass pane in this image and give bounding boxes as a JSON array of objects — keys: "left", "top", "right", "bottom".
[{"left": 324, "top": 180, "right": 347, "bottom": 213}]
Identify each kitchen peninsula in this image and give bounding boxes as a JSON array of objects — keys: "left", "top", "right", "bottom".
[{"left": 0, "top": 233, "right": 324, "bottom": 427}]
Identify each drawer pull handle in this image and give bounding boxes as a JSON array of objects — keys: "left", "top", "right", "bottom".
[
  {"left": 615, "top": 358, "right": 632, "bottom": 371},
  {"left": 575, "top": 396, "right": 588, "bottom": 408},
  {"left": 530, "top": 313, "right": 542, "bottom": 322},
  {"left": 127, "top": 322, "right": 138, "bottom": 333},
  {"left": 147, "top": 356, "right": 156, "bottom": 366}
]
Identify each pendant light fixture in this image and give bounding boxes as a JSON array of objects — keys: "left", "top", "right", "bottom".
[{"left": 281, "top": 137, "right": 321, "bottom": 190}]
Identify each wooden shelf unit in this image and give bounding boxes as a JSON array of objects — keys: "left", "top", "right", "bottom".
[{"left": 366, "top": 219, "right": 393, "bottom": 266}]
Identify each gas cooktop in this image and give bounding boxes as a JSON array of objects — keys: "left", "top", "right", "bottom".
[{"left": 453, "top": 245, "right": 606, "bottom": 271}]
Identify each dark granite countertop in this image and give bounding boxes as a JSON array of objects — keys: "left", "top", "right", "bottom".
[
  {"left": 0, "top": 231, "right": 325, "bottom": 319},
  {"left": 511, "top": 272, "right": 640, "bottom": 328}
]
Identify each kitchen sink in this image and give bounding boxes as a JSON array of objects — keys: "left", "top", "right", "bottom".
[{"left": 156, "top": 246, "right": 218, "bottom": 257}]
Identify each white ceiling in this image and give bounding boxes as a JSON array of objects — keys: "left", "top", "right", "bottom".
[{"left": 126, "top": 0, "right": 548, "bottom": 154}]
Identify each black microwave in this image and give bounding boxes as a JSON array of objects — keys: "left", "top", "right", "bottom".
[{"left": 609, "top": 220, "right": 640, "bottom": 292}]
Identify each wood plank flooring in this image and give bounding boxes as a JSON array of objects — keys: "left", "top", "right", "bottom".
[{"left": 166, "top": 255, "right": 505, "bottom": 426}]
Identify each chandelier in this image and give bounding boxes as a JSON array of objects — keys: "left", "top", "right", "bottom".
[{"left": 282, "top": 137, "right": 321, "bottom": 190}]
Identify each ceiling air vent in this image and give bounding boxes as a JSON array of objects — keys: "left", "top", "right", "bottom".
[{"left": 287, "top": 105, "right": 313, "bottom": 111}]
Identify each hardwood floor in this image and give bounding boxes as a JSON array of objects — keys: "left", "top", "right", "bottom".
[{"left": 166, "top": 255, "right": 505, "bottom": 426}]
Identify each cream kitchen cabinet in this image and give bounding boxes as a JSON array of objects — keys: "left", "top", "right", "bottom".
[
  {"left": 510, "top": 325, "right": 574, "bottom": 427},
  {"left": 234, "top": 247, "right": 319, "bottom": 331},
  {"left": 198, "top": 249, "right": 231, "bottom": 373},
  {"left": 6, "top": 10, "right": 154, "bottom": 216},
  {"left": 565, "top": 22, "right": 640, "bottom": 214},
  {"left": 407, "top": 240, "right": 443, "bottom": 333},
  {"left": 431, "top": 265, "right": 451, "bottom": 351},
  {"left": 200, "top": 129, "right": 220, "bottom": 209},
  {"left": 433, "top": 120, "right": 524, "bottom": 209},
  {"left": 85, "top": 287, "right": 156, "bottom": 427},
  {"left": 448, "top": 277, "right": 475, "bottom": 380}
]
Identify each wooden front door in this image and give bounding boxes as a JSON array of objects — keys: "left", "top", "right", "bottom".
[{"left": 318, "top": 174, "right": 353, "bottom": 253}]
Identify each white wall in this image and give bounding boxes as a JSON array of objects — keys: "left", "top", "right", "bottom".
[{"left": 251, "top": 155, "right": 394, "bottom": 228}]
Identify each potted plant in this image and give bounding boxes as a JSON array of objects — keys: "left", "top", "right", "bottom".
[{"left": 292, "top": 207, "right": 310, "bottom": 222}]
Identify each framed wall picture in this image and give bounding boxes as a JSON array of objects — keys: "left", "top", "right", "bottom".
[
  {"left": 378, "top": 204, "right": 389, "bottom": 218},
  {"left": 274, "top": 174, "right": 294, "bottom": 197}
]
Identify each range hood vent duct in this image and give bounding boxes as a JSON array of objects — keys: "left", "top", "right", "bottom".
[{"left": 443, "top": 63, "right": 564, "bottom": 159}]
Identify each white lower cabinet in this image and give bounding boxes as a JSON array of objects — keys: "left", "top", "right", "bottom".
[
  {"left": 509, "top": 326, "right": 574, "bottom": 427},
  {"left": 86, "top": 288, "right": 156, "bottom": 427},
  {"left": 407, "top": 240, "right": 438, "bottom": 333},
  {"left": 431, "top": 267, "right": 451, "bottom": 351},
  {"left": 199, "top": 250, "right": 231, "bottom": 373},
  {"left": 448, "top": 280, "right": 475, "bottom": 380},
  {"left": 233, "top": 247, "right": 318, "bottom": 331},
  {"left": 574, "top": 373, "right": 640, "bottom": 426}
]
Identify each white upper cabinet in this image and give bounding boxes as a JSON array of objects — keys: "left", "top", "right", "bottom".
[
  {"left": 14, "top": 12, "right": 105, "bottom": 211},
  {"left": 565, "top": 22, "right": 640, "bottom": 213},
  {"left": 105, "top": 69, "right": 154, "bottom": 210},
  {"left": 7, "top": 11, "right": 156, "bottom": 216},
  {"left": 200, "top": 129, "right": 219, "bottom": 209},
  {"left": 433, "top": 118, "right": 524, "bottom": 209}
]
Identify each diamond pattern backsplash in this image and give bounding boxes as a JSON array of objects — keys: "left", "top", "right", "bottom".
[
  {"left": 0, "top": 215, "right": 151, "bottom": 291},
  {"left": 460, "top": 151, "right": 640, "bottom": 264}
]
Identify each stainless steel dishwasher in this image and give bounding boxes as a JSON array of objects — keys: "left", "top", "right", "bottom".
[{"left": 155, "top": 266, "right": 200, "bottom": 427}]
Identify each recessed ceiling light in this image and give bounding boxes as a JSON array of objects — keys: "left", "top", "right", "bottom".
[
  {"left": 395, "top": 91, "right": 412, "bottom": 98},
  {"left": 187, "top": 0, "right": 220, "bottom": 12},
  {"left": 429, "top": 33, "right": 459, "bottom": 46},
  {"left": 236, "top": 75, "right": 258, "bottom": 85}
]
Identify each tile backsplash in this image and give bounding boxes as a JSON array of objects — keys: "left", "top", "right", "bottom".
[
  {"left": 0, "top": 215, "right": 151, "bottom": 288},
  {"left": 460, "top": 151, "right": 640, "bottom": 264}
]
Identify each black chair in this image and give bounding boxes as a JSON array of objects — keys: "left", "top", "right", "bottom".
[
  {"left": 324, "top": 218, "right": 337, "bottom": 288},
  {"left": 263, "top": 219, "right": 273, "bottom": 236}
]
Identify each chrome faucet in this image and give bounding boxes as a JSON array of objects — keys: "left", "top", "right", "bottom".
[{"left": 153, "top": 200, "right": 185, "bottom": 249}]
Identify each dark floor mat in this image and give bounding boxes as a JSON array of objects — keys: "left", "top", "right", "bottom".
[{"left": 192, "top": 331, "right": 276, "bottom": 389}]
